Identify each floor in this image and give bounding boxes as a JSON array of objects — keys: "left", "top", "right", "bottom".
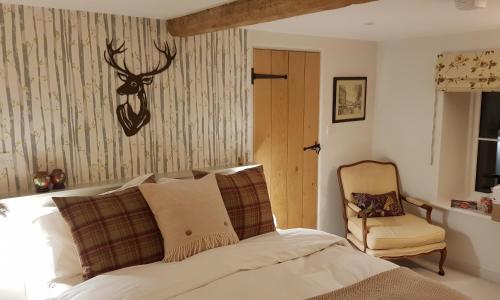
[{"left": 396, "top": 259, "right": 500, "bottom": 300}]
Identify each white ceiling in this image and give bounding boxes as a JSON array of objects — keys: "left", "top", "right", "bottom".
[
  {"left": 247, "top": 0, "right": 500, "bottom": 41},
  {"left": 2, "top": 0, "right": 500, "bottom": 41},
  {"left": 0, "top": 0, "right": 234, "bottom": 19}
]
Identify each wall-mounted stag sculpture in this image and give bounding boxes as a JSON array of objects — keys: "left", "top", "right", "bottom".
[{"left": 104, "top": 39, "right": 176, "bottom": 136}]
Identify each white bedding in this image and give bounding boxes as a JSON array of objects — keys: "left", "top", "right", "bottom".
[{"left": 51, "top": 229, "right": 396, "bottom": 300}]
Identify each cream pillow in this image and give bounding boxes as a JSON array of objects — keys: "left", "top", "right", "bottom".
[{"left": 139, "top": 174, "right": 239, "bottom": 262}]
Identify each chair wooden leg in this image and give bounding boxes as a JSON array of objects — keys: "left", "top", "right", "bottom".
[{"left": 438, "top": 247, "right": 447, "bottom": 276}]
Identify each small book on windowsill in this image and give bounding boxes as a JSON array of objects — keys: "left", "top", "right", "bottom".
[{"left": 451, "top": 200, "right": 477, "bottom": 211}]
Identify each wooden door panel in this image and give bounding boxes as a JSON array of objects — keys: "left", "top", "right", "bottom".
[
  {"left": 286, "top": 51, "right": 306, "bottom": 228},
  {"left": 270, "top": 50, "right": 289, "bottom": 229},
  {"left": 302, "top": 52, "right": 320, "bottom": 229},
  {"left": 253, "top": 49, "right": 272, "bottom": 189},
  {"left": 253, "top": 49, "right": 318, "bottom": 230}
]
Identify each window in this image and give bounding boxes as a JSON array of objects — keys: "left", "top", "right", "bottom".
[{"left": 474, "top": 92, "right": 500, "bottom": 193}]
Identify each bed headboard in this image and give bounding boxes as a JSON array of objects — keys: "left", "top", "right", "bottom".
[{"left": 0, "top": 164, "right": 259, "bottom": 215}]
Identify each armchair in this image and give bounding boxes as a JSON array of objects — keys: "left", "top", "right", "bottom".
[{"left": 337, "top": 160, "right": 447, "bottom": 275}]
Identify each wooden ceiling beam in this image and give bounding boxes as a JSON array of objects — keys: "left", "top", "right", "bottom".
[{"left": 167, "top": 0, "right": 377, "bottom": 37}]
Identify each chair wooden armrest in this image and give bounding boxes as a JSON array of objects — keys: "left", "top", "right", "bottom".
[
  {"left": 346, "top": 201, "right": 369, "bottom": 252},
  {"left": 402, "top": 196, "right": 433, "bottom": 224},
  {"left": 347, "top": 201, "right": 361, "bottom": 213}
]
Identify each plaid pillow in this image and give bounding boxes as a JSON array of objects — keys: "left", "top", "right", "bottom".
[
  {"left": 193, "top": 166, "right": 276, "bottom": 240},
  {"left": 352, "top": 191, "right": 404, "bottom": 218},
  {"left": 53, "top": 187, "right": 164, "bottom": 280}
]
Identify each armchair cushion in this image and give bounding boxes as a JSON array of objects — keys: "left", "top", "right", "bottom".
[
  {"left": 347, "top": 234, "right": 446, "bottom": 258},
  {"left": 348, "top": 214, "right": 445, "bottom": 250},
  {"left": 353, "top": 191, "right": 404, "bottom": 218}
]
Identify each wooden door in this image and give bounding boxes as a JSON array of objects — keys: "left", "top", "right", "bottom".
[{"left": 253, "top": 49, "right": 320, "bottom": 229}]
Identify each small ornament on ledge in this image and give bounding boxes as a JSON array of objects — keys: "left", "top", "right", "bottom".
[
  {"left": 493, "top": 185, "right": 500, "bottom": 222},
  {"left": 450, "top": 199, "right": 477, "bottom": 211},
  {"left": 478, "top": 197, "right": 493, "bottom": 214},
  {"left": 50, "top": 169, "right": 66, "bottom": 190},
  {"left": 0, "top": 203, "right": 8, "bottom": 217},
  {"left": 33, "top": 171, "right": 51, "bottom": 193}
]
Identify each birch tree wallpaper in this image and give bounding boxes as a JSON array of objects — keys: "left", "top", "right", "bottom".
[{"left": 0, "top": 3, "right": 250, "bottom": 196}]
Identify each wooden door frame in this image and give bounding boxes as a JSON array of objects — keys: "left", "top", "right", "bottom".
[{"left": 249, "top": 45, "right": 323, "bottom": 228}]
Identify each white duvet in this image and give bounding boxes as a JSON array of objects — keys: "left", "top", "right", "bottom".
[{"left": 52, "top": 229, "right": 396, "bottom": 300}]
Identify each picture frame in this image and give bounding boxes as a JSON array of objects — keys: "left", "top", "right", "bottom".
[{"left": 332, "top": 77, "right": 367, "bottom": 123}]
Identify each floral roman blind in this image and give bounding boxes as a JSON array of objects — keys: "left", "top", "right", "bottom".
[{"left": 435, "top": 50, "right": 500, "bottom": 91}]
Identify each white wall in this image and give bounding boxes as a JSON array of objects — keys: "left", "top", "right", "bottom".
[
  {"left": 437, "top": 93, "right": 471, "bottom": 203},
  {"left": 247, "top": 31, "right": 377, "bottom": 235},
  {"left": 373, "top": 29, "right": 500, "bottom": 283}
]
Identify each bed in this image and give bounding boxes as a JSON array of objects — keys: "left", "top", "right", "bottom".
[
  {"left": 48, "top": 229, "right": 393, "bottom": 300},
  {"left": 37, "top": 228, "right": 467, "bottom": 300},
  {"left": 1, "top": 166, "right": 469, "bottom": 300}
]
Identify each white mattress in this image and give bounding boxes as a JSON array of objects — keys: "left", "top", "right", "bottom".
[{"left": 45, "top": 229, "right": 396, "bottom": 300}]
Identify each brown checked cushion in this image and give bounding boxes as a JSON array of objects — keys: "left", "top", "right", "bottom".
[
  {"left": 53, "top": 187, "right": 164, "bottom": 280},
  {"left": 193, "top": 166, "right": 276, "bottom": 240}
]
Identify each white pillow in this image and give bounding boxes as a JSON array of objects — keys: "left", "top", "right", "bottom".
[
  {"left": 99, "top": 173, "right": 155, "bottom": 195},
  {"left": 156, "top": 177, "right": 179, "bottom": 184},
  {"left": 32, "top": 208, "right": 81, "bottom": 282}
]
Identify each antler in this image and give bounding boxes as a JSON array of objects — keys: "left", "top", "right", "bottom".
[
  {"left": 104, "top": 39, "right": 132, "bottom": 75},
  {"left": 140, "top": 41, "right": 177, "bottom": 77}
]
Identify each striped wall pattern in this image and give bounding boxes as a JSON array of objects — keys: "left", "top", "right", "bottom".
[{"left": 0, "top": 4, "right": 249, "bottom": 196}]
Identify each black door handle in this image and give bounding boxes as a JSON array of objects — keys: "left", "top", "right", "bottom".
[{"left": 303, "top": 143, "right": 321, "bottom": 154}]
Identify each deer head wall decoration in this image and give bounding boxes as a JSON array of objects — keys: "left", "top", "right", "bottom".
[{"left": 104, "top": 39, "right": 176, "bottom": 136}]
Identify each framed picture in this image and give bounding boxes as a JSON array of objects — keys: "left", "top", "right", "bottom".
[{"left": 332, "top": 77, "right": 367, "bottom": 123}]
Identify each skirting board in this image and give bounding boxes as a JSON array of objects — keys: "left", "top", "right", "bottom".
[
  {"left": 403, "top": 203, "right": 500, "bottom": 284},
  {"left": 414, "top": 255, "right": 500, "bottom": 284}
]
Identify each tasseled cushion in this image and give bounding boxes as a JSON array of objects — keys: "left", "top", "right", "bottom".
[{"left": 139, "top": 174, "right": 239, "bottom": 262}]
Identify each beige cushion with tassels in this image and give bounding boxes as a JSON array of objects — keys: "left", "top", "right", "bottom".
[{"left": 139, "top": 174, "right": 239, "bottom": 262}]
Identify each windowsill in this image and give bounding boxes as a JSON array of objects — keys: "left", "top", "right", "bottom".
[{"left": 431, "top": 200, "right": 492, "bottom": 220}]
